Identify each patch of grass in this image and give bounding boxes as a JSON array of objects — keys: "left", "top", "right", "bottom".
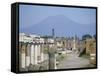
[
  {"left": 56, "top": 54, "right": 66, "bottom": 61},
  {"left": 81, "top": 54, "right": 89, "bottom": 58}
]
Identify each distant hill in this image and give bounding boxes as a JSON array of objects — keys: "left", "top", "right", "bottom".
[{"left": 20, "top": 15, "right": 95, "bottom": 37}]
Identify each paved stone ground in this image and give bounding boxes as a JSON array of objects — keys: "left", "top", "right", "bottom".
[{"left": 57, "top": 51, "right": 95, "bottom": 69}]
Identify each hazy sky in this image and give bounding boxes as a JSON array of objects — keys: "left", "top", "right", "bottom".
[{"left": 19, "top": 4, "right": 96, "bottom": 38}]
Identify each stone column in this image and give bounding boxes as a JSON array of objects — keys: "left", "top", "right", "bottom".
[
  {"left": 38, "top": 44, "right": 41, "bottom": 63},
  {"left": 73, "top": 40, "right": 76, "bottom": 50},
  {"left": 19, "top": 43, "right": 21, "bottom": 69},
  {"left": 49, "top": 44, "right": 57, "bottom": 70},
  {"left": 21, "top": 44, "right": 26, "bottom": 69},
  {"left": 34, "top": 45, "right": 38, "bottom": 65},
  {"left": 40, "top": 44, "right": 44, "bottom": 62},
  {"left": 54, "top": 54, "right": 57, "bottom": 69},
  {"left": 26, "top": 44, "right": 31, "bottom": 67},
  {"left": 49, "top": 52, "right": 55, "bottom": 70},
  {"left": 30, "top": 44, "right": 35, "bottom": 65}
]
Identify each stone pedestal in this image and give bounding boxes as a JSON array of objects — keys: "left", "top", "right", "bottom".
[
  {"left": 49, "top": 53, "right": 55, "bottom": 70},
  {"left": 48, "top": 46, "right": 57, "bottom": 70}
]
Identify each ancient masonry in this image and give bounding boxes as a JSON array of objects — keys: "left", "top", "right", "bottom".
[{"left": 19, "top": 33, "right": 56, "bottom": 71}]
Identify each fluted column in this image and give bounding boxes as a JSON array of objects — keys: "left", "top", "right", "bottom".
[
  {"left": 26, "top": 44, "right": 31, "bottom": 67},
  {"left": 41, "top": 44, "right": 44, "bottom": 62},
  {"left": 38, "top": 44, "right": 41, "bottom": 63},
  {"left": 34, "top": 45, "right": 38, "bottom": 65},
  {"left": 30, "top": 44, "right": 35, "bottom": 65},
  {"left": 20, "top": 44, "right": 26, "bottom": 69}
]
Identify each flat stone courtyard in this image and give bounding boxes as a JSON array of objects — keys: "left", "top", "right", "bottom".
[{"left": 57, "top": 50, "right": 95, "bottom": 69}]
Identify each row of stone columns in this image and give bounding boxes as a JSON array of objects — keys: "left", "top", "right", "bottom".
[{"left": 19, "top": 43, "right": 44, "bottom": 69}]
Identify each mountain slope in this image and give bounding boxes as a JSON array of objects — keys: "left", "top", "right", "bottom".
[{"left": 20, "top": 15, "right": 95, "bottom": 37}]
